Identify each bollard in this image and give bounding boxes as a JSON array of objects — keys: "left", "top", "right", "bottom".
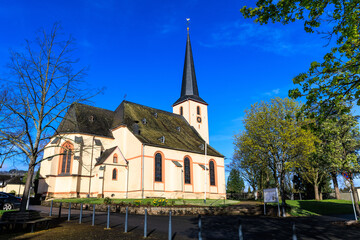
[
  {"left": 92, "top": 204, "right": 95, "bottom": 226},
  {"left": 198, "top": 215, "right": 202, "bottom": 240},
  {"left": 58, "top": 202, "right": 62, "bottom": 218},
  {"left": 49, "top": 200, "right": 53, "bottom": 217},
  {"left": 238, "top": 220, "right": 243, "bottom": 240},
  {"left": 106, "top": 205, "right": 110, "bottom": 229},
  {"left": 68, "top": 202, "right": 71, "bottom": 221},
  {"left": 292, "top": 223, "right": 297, "bottom": 240},
  {"left": 168, "top": 210, "right": 172, "bottom": 240},
  {"left": 124, "top": 206, "right": 128, "bottom": 233},
  {"left": 79, "top": 203, "right": 83, "bottom": 224},
  {"left": 144, "top": 209, "right": 148, "bottom": 238}
]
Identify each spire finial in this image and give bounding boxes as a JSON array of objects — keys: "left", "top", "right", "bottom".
[{"left": 186, "top": 18, "right": 190, "bottom": 32}]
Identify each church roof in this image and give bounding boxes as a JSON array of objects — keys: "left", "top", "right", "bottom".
[
  {"left": 57, "top": 103, "right": 115, "bottom": 138},
  {"left": 95, "top": 146, "right": 117, "bottom": 166},
  {"left": 173, "top": 32, "right": 207, "bottom": 106},
  {"left": 57, "top": 101, "right": 223, "bottom": 157}
]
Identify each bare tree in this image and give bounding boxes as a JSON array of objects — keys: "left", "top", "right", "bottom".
[{"left": 0, "top": 23, "right": 95, "bottom": 211}]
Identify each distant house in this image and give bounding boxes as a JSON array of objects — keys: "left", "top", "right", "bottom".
[
  {"left": 38, "top": 30, "right": 226, "bottom": 200},
  {"left": 0, "top": 174, "right": 25, "bottom": 196}
]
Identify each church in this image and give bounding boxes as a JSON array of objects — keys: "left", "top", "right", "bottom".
[{"left": 38, "top": 29, "right": 226, "bottom": 200}]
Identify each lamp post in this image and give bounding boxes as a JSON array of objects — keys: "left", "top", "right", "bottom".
[{"left": 276, "top": 162, "right": 286, "bottom": 217}]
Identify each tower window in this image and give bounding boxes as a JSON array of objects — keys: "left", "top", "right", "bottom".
[
  {"left": 180, "top": 106, "right": 183, "bottom": 116},
  {"left": 197, "top": 106, "right": 200, "bottom": 115},
  {"left": 113, "top": 154, "right": 118, "bottom": 163}
]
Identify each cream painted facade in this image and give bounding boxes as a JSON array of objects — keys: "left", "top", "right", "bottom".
[
  {"left": 38, "top": 128, "right": 226, "bottom": 199},
  {"left": 173, "top": 100, "right": 209, "bottom": 143},
  {"left": 0, "top": 184, "right": 25, "bottom": 196}
]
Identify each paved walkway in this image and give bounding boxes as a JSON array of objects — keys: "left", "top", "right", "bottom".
[{"left": 28, "top": 205, "right": 360, "bottom": 239}]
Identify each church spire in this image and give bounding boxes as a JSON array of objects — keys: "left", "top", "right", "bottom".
[{"left": 173, "top": 20, "right": 207, "bottom": 106}]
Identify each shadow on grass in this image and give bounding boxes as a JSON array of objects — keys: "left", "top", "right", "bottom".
[{"left": 294, "top": 200, "right": 356, "bottom": 216}]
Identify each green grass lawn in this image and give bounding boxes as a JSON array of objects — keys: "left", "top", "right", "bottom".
[
  {"left": 0, "top": 209, "right": 16, "bottom": 217},
  {"left": 284, "top": 200, "right": 358, "bottom": 216},
  {"left": 53, "top": 198, "right": 240, "bottom": 207}
]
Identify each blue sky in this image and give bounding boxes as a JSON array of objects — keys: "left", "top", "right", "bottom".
[{"left": 0, "top": 1, "right": 334, "bottom": 182}]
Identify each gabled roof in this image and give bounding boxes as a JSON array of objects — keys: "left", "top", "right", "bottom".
[
  {"left": 56, "top": 100, "right": 223, "bottom": 157},
  {"left": 115, "top": 101, "right": 223, "bottom": 157},
  {"left": 95, "top": 147, "right": 117, "bottom": 166},
  {"left": 173, "top": 32, "right": 207, "bottom": 106}
]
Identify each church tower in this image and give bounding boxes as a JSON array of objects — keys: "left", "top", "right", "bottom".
[{"left": 173, "top": 26, "right": 209, "bottom": 143}]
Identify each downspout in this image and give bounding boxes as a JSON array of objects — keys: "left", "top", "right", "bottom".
[
  {"left": 141, "top": 144, "right": 145, "bottom": 199},
  {"left": 126, "top": 162, "right": 129, "bottom": 199},
  {"left": 102, "top": 166, "right": 105, "bottom": 197},
  {"left": 204, "top": 141, "right": 207, "bottom": 204},
  {"left": 88, "top": 136, "right": 95, "bottom": 197}
]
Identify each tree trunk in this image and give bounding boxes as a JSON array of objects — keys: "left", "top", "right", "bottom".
[
  {"left": 280, "top": 173, "right": 286, "bottom": 217},
  {"left": 20, "top": 158, "right": 35, "bottom": 211},
  {"left": 349, "top": 177, "right": 360, "bottom": 216},
  {"left": 314, "top": 183, "right": 319, "bottom": 200},
  {"left": 331, "top": 172, "right": 340, "bottom": 200}
]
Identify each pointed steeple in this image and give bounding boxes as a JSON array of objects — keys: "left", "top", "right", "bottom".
[{"left": 173, "top": 29, "right": 207, "bottom": 106}]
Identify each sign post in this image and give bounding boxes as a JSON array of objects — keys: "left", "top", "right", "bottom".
[
  {"left": 264, "top": 188, "right": 280, "bottom": 217},
  {"left": 342, "top": 172, "right": 357, "bottom": 221}
]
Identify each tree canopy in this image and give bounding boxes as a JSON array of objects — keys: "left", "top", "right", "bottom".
[
  {"left": 241, "top": 1, "right": 360, "bottom": 113},
  {"left": 0, "top": 23, "right": 95, "bottom": 211},
  {"left": 232, "top": 97, "right": 316, "bottom": 206},
  {"left": 226, "top": 168, "right": 245, "bottom": 193}
]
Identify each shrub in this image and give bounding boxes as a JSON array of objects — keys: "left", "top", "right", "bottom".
[
  {"left": 134, "top": 200, "right": 142, "bottom": 206},
  {"left": 9, "top": 190, "right": 16, "bottom": 195},
  {"left": 153, "top": 199, "right": 168, "bottom": 207},
  {"left": 104, "top": 197, "right": 112, "bottom": 205}
]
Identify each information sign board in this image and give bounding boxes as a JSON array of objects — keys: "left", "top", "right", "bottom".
[{"left": 263, "top": 188, "right": 279, "bottom": 203}]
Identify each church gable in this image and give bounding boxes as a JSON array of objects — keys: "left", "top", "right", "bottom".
[{"left": 95, "top": 146, "right": 127, "bottom": 166}]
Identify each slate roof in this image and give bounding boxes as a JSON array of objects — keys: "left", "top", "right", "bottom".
[
  {"left": 56, "top": 101, "right": 223, "bottom": 158},
  {"left": 173, "top": 32, "right": 207, "bottom": 106},
  {"left": 57, "top": 103, "right": 115, "bottom": 138}
]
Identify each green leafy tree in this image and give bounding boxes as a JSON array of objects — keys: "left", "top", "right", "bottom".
[
  {"left": 241, "top": 1, "right": 360, "bottom": 112},
  {"left": 226, "top": 168, "right": 245, "bottom": 193},
  {"left": 233, "top": 98, "right": 316, "bottom": 209},
  {"left": 232, "top": 132, "right": 274, "bottom": 193}
]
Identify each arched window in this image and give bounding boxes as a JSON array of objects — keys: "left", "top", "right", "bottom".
[
  {"left": 180, "top": 106, "right": 183, "bottom": 116},
  {"left": 113, "top": 154, "right": 118, "bottom": 163},
  {"left": 197, "top": 106, "right": 200, "bottom": 115},
  {"left": 155, "top": 153, "right": 162, "bottom": 182},
  {"left": 184, "top": 157, "right": 191, "bottom": 184},
  {"left": 59, "top": 142, "right": 73, "bottom": 175},
  {"left": 209, "top": 160, "right": 216, "bottom": 186},
  {"left": 112, "top": 168, "right": 117, "bottom": 180}
]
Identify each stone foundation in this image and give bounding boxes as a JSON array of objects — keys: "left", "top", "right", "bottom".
[{"left": 41, "top": 201, "right": 279, "bottom": 216}]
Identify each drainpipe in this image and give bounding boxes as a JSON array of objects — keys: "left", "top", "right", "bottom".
[
  {"left": 126, "top": 162, "right": 129, "bottom": 199},
  {"left": 141, "top": 144, "right": 145, "bottom": 199},
  {"left": 102, "top": 166, "right": 106, "bottom": 197},
  {"left": 204, "top": 141, "right": 207, "bottom": 204},
  {"left": 88, "top": 136, "right": 95, "bottom": 197}
]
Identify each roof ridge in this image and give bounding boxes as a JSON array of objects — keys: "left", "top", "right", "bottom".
[
  {"left": 122, "top": 100, "right": 183, "bottom": 118},
  {"left": 73, "top": 102, "right": 114, "bottom": 113}
]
